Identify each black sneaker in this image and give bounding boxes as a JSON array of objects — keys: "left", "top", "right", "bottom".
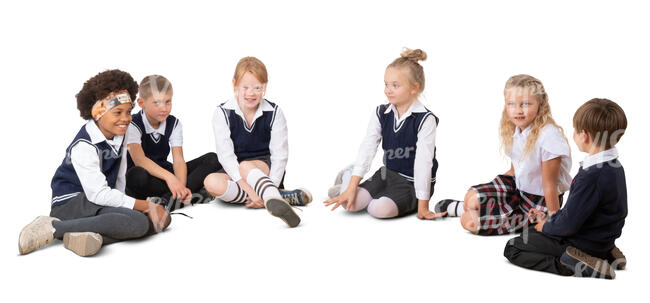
[{"left": 434, "top": 199, "right": 462, "bottom": 217}]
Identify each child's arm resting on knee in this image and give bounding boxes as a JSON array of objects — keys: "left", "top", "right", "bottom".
[{"left": 128, "top": 143, "right": 186, "bottom": 199}]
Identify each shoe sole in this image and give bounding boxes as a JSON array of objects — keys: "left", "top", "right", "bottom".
[
  {"left": 266, "top": 198, "right": 301, "bottom": 228},
  {"left": 562, "top": 246, "right": 615, "bottom": 279},
  {"left": 18, "top": 216, "right": 56, "bottom": 255},
  {"left": 63, "top": 232, "right": 103, "bottom": 257}
]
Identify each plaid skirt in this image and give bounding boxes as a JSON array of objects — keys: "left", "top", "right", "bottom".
[{"left": 471, "top": 174, "right": 563, "bottom": 236}]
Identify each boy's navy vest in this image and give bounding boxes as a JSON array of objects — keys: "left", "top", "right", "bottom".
[
  {"left": 127, "top": 111, "right": 178, "bottom": 171},
  {"left": 218, "top": 99, "right": 278, "bottom": 161},
  {"left": 50, "top": 124, "right": 124, "bottom": 207},
  {"left": 377, "top": 104, "right": 439, "bottom": 182}
]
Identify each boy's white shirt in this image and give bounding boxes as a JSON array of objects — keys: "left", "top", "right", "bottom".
[
  {"left": 125, "top": 110, "right": 183, "bottom": 147},
  {"left": 212, "top": 97, "right": 288, "bottom": 186},
  {"left": 581, "top": 147, "right": 618, "bottom": 169},
  {"left": 508, "top": 124, "right": 572, "bottom": 196},
  {"left": 68, "top": 120, "right": 135, "bottom": 209},
  {"left": 351, "top": 99, "right": 437, "bottom": 200}
]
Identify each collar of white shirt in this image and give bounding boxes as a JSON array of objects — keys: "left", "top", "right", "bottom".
[
  {"left": 580, "top": 148, "right": 619, "bottom": 169},
  {"left": 85, "top": 120, "right": 124, "bottom": 150},
  {"left": 383, "top": 99, "right": 427, "bottom": 123},
  {"left": 140, "top": 110, "right": 166, "bottom": 136},
  {"left": 513, "top": 125, "right": 533, "bottom": 138},
  {"left": 222, "top": 97, "right": 275, "bottom": 122}
]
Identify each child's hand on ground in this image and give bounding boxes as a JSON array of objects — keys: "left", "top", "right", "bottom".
[
  {"left": 324, "top": 187, "right": 357, "bottom": 211},
  {"left": 417, "top": 209, "right": 447, "bottom": 220}
]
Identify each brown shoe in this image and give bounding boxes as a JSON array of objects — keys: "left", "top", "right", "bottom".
[
  {"left": 561, "top": 246, "right": 616, "bottom": 279},
  {"left": 609, "top": 246, "right": 627, "bottom": 270},
  {"left": 63, "top": 232, "right": 103, "bottom": 257}
]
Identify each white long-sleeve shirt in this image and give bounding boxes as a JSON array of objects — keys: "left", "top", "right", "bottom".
[
  {"left": 68, "top": 121, "right": 136, "bottom": 208},
  {"left": 352, "top": 100, "right": 437, "bottom": 200},
  {"left": 212, "top": 98, "right": 288, "bottom": 186}
]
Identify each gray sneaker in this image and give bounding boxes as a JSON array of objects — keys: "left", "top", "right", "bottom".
[
  {"left": 18, "top": 216, "right": 60, "bottom": 255},
  {"left": 63, "top": 232, "right": 103, "bottom": 257},
  {"left": 327, "top": 184, "right": 342, "bottom": 199},
  {"left": 328, "top": 165, "right": 354, "bottom": 199},
  {"left": 265, "top": 198, "right": 301, "bottom": 228},
  {"left": 334, "top": 164, "right": 354, "bottom": 185}
]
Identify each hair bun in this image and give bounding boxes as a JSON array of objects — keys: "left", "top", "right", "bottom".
[{"left": 400, "top": 48, "right": 427, "bottom": 62}]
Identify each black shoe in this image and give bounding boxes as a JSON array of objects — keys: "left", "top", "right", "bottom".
[{"left": 434, "top": 199, "right": 462, "bottom": 217}]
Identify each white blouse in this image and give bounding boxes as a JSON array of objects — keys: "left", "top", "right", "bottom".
[{"left": 508, "top": 124, "right": 572, "bottom": 196}]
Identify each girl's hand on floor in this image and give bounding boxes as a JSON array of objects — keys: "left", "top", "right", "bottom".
[
  {"left": 324, "top": 187, "right": 356, "bottom": 211},
  {"left": 417, "top": 209, "right": 446, "bottom": 220}
]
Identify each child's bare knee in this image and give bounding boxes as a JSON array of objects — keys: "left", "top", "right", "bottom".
[
  {"left": 460, "top": 213, "right": 478, "bottom": 234},
  {"left": 204, "top": 173, "right": 227, "bottom": 196},
  {"left": 464, "top": 189, "right": 479, "bottom": 210}
]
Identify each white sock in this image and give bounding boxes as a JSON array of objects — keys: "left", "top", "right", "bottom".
[
  {"left": 216, "top": 180, "right": 248, "bottom": 204},
  {"left": 246, "top": 168, "right": 281, "bottom": 201},
  {"left": 447, "top": 201, "right": 465, "bottom": 217},
  {"left": 339, "top": 169, "right": 352, "bottom": 194}
]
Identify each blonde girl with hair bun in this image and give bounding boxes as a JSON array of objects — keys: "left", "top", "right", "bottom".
[
  {"left": 435, "top": 74, "right": 572, "bottom": 236},
  {"left": 325, "top": 48, "right": 445, "bottom": 220}
]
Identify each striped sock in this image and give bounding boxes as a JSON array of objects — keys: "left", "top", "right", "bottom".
[
  {"left": 246, "top": 168, "right": 281, "bottom": 201},
  {"left": 216, "top": 180, "right": 248, "bottom": 204}
]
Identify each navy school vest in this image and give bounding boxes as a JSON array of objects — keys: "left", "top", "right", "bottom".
[
  {"left": 127, "top": 111, "right": 178, "bottom": 171},
  {"left": 377, "top": 104, "right": 439, "bottom": 182},
  {"left": 217, "top": 99, "right": 278, "bottom": 161},
  {"left": 50, "top": 124, "right": 124, "bottom": 207}
]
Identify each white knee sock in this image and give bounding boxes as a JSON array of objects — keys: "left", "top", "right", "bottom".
[
  {"left": 448, "top": 201, "right": 465, "bottom": 217},
  {"left": 216, "top": 180, "right": 248, "bottom": 204},
  {"left": 246, "top": 168, "right": 281, "bottom": 201},
  {"left": 367, "top": 197, "right": 399, "bottom": 218}
]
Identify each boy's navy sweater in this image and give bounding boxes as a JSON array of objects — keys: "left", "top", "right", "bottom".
[{"left": 542, "top": 159, "right": 627, "bottom": 256}]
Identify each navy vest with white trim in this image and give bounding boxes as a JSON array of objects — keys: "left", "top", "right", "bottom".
[
  {"left": 50, "top": 125, "right": 124, "bottom": 207},
  {"left": 127, "top": 111, "right": 178, "bottom": 170},
  {"left": 377, "top": 104, "right": 439, "bottom": 182},
  {"left": 218, "top": 99, "right": 278, "bottom": 161}
]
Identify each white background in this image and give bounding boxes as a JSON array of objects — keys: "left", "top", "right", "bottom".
[{"left": 1, "top": 0, "right": 647, "bottom": 302}]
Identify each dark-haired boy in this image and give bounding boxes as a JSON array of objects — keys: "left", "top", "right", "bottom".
[
  {"left": 18, "top": 70, "right": 170, "bottom": 257},
  {"left": 504, "top": 98, "right": 628, "bottom": 279}
]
